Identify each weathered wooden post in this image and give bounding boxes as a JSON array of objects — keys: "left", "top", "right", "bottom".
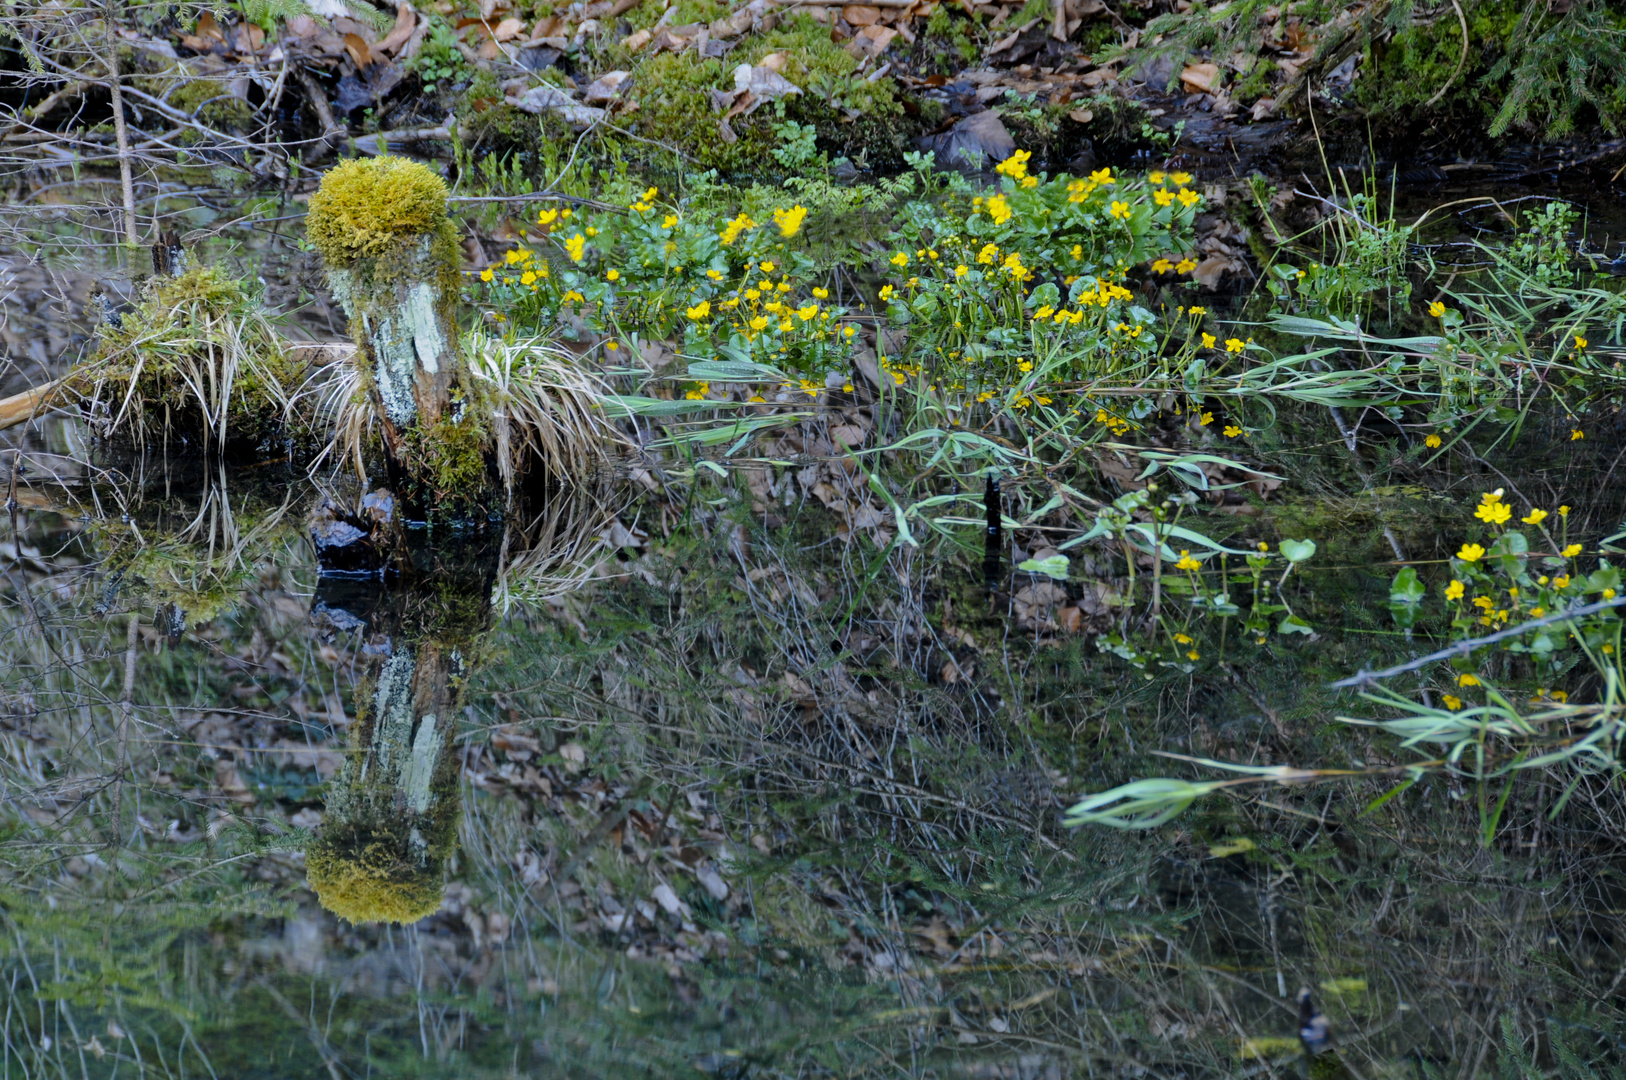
[{"left": 305, "top": 156, "right": 495, "bottom": 510}]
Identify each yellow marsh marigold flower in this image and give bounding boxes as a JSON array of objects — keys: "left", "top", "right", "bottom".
[
  {"left": 1176, "top": 258, "right": 1198, "bottom": 273},
  {"left": 719, "top": 213, "right": 756, "bottom": 245},
  {"left": 1425, "top": 434, "right": 1442, "bottom": 448},
  {"left": 1151, "top": 258, "right": 1174, "bottom": 273},
  {"left": 605, "top": 269, "right": 620, "bottom": 281},
  {"left": 1109, "top": 200, "right": 1130, "bottom": 220},
  {"left": 1562, "top": 543, "right": 1583, "bottom": 557},
  {"left": 1202, "top": 333, "right": 1217, "bottom": 349},
  {"left": 1171, "top": 171, "right": 1193, "bottom": 185},
  {"left": 1522, "top": 508, "right": 1548, "bottom": 525},
  {"left": 1457, "top": 542, "right": 1486, "bottom": 562},
  {"left": 1174, "top": 632, "right": 1192, "bottom": 644},
  {"left": 1176, "top": 189, "right": 1200, "bottom": 209},
  {"left": 1223, "top": 425, "right": 1242, "bottom": 438},
  {"left": 1445, "top": 580, "right": 1465, "bottom": 600},
  {"left": 995, "top": 149, "right": 1032, "bottom": 181},
  {"left": 662, "top": 214, "right": 679, "bottom": 229},
  {"left": 879, "top": 284, "right": 895, "bottom": 300},
  {"left": 1200, "top": 411, "right": 1214, "bottom": 426},
  {"left": 1153, "top": 189, "right": 1175, "bottom": 207},
  {"left": 797, "top": 304, "right": 818, "bottom": 321},
  {"left": 1458, "top": 673, "right": 1480, "bottom": 687},
  {"left": 1188, "top": 305, "right": 1207, "bottom": 315},
  {"left": 1187, "top": 650, "right": 1201, "bottom": 661},
  {"left": 564, "top": 233, "right": 586, "bottom": 262},
  {"left": 1174, "top": 550, "right": 1201, "bottom": 571},
  {"left": 561, "top": 289, "right": 583, "bottom": 303},
  {"left": 505, "top": 248, "right": 529, "bottom": 265},
  {"left": 954, "top": 264, "right": 969, "bottom": 278},
  {"left": 772, "top": 205, "right": 807, "bottom": 237},
  {"left": 1475, "top": 501, "right": 1512, "bottom": 525},
  {"left": 1572, "top": 428, "right": 1584, "bottom": 440},
  {"left": 520, "top": 271, "right": 537, "bottom": 286},
  {"left": 1559, "top": 505, "right": 1571, "bottom": 516},
  {"left": 890, "top": 251, "right": 909, "bottom": 268},
  {"left": 685, "top": 300, "right": 711, "bottom": 319},
  {"left": 749, "top": 315, "right": 769, "bottom": 332},
  {"left": 1428, "top": 300, "right": 1446, "bottom": 317},
  {"left": 585, "top": 226, "right": 598, "bottom": 237},
  {"left": 1575, "top": 335, "right": 1588, "bottom": 349},
  {"left": 1090, "top": 167, "right": 1114, "bottom": 185},
  {"left": 1066, "top": 179, "right": 1094, "bottom": 203},
  {"left": 479, "top": 268, "right": 494, "bottom": 283},
  {"left": 977, "top": 243, "right": 999, "bottom": 264},
  {"left": 1555, "top": 574, "right": 1571, "bottom": 588},
  {"left": 538, "top": 208, "right": 559, "bottom": 226},
  {"left": 1225, "top": 338, "right": 1246, "bottom": 354},
  {"left": 813, "top": 287, "right": 828, "bottom": 299},
  {"left": 1149, "top": 171, "right": 1167, "bottom": 184},
  {"left": 684, "top": 381, "right": 709, "bottom": 400},
  {"left": 986, "top": 194, "right": 1012, "bottom": 225},
  {"left": 1442, "top": 694, "right": 1463, "bottom": 710}
]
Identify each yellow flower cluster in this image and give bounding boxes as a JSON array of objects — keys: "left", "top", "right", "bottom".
[
  {"left": 772, "top": 205, "right": 807, "bottom": 238},
  {"left": 994, "top": 150, "right": 1039, "bottom": 189},
  {"left": 720, "top": 213, "right": 757, "bottom": 246}
]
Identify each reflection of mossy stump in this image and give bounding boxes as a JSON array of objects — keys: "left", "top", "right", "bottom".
[
  {"left": 306, "top": 643, "right": 467, "bottom": 924},
  {"left": 306, "top": 157, "right": 496, "bottom": 512}
]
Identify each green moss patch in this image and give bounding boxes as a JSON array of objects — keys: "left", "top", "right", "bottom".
[{"left": 306, "top": 156, "right": 452, "bottom": 267}]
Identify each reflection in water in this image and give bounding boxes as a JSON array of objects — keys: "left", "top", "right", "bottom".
[{"left": 4, "top": 408, "right": 1626, "bottom": 1074}]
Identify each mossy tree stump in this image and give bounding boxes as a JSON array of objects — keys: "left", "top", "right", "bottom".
[{"left": 306, "top": 156, "right": 496, "bottom": 511}]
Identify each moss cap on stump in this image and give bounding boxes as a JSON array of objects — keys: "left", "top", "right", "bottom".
[
  {"left": 306, "top": 156, "right": 451, "bottom": 267},
  {"left": 305, "top": 826, "right": 444, "bottom": 924}
]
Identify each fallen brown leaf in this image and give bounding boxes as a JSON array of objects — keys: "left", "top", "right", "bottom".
[
  {"left": 1180, "top": 62, "right": 1219, "bottom": 92},
  {"left": 344, "top": 32, "right": 373, "bottom": 67}
]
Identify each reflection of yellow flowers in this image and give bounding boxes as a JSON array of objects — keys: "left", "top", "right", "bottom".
[
  {"left": 1425, "top": 434, "right": 1442, "bottom": 448},
  {"left": 1174, "top": 550, "right": 1201, "bottom": 571},
  {"left": 1458, "top": 673, "right": 1480, "bottom": 687},
  {"left": 772, "top": 205, "right": 807, "bottom": 237},
  {"left": 1442, "top": 694, "right": 1462, "bottom": 710},
  {"left": 564, "top": 233, "right": 586, "bottom": 262},
  {"left": 1457, "top": 543, "right": 1485, "bottom": 562},
  {"left": 1522, "top": 508, "right": 1548, "bottom": 525},
  {"left": 685, "top": 300, "right": 711, "bottom": 319},
  {"left": 1445, "top": 580, "right": 1465, "bottom": 601}
]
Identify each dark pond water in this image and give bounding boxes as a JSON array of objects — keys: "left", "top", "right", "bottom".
[{"left": 2, "top": 179, "right": 1625, "bottom": 1080}]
